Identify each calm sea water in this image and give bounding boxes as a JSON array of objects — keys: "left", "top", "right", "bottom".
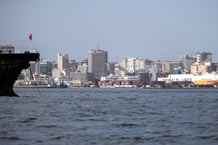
[{"left": 0, "top": 88, "right": 217, "bottom": 145}]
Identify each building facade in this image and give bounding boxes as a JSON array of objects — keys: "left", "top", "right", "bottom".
[
  {"left": 57, "top": 53, "right": 69, "bottom": 71},
  {"left": 118, "top": 58, "right": 147, "bottom": 74},
  {"left": 88, "top": 49, "right": 108, "bottom": 78},
  {"left": 154, "top": 61, "right": 181, "bottom": 74},
  {"left": 196, "top": 52, "right": 212, "bottom": 62},
  {"left": 39, "top": 60, "right": 53, "bottom": 75},
  {"left": 179, "top": 54, "right": 196, "bottom": 73}
]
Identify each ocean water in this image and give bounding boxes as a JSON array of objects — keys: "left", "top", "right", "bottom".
[{"left": 0, "top": 88, "right": 217, "bottom": 145}]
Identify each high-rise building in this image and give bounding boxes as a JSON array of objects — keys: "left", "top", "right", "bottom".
[
  {"left": 39, "top": 60, "right": 53, "bottom": 75},
  {"left": 154, "top": 61, "right": 180, "bottom": 73},
  {"left": 68, "top": 59, "right": 78, "bottom": 72},
  {"left": 191, "top": 52, "right": 216, "bottom": 74},
  {"left": 118, "top": 58, "right": 148, "bottom": 74},
  {"left": 179, "top": 54, "right": 196, "bottom": 73},
  {"left": 57, "top": 53, "right": 69, "bottom": 71},
  {"left": 196, "top": 52, "right": 212, "bottom": 62},
  {"left": 88, "top": 49, "right": 108, "bottom": 78}
]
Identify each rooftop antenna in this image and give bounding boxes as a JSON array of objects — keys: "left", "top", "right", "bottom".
[{"left": 97, "top": 42, "right": 100, "bottom": 50}]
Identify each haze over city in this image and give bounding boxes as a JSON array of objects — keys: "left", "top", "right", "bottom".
[{"left": 1, "top": 0, "right": 218, "bottom": 62}]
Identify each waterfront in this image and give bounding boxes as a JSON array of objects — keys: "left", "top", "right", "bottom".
[{"left": 0, "top": 88, "right": 218, "bottom": 145}]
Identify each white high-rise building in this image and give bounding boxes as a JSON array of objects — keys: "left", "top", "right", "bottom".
[
  {"left": 118, "top": 58, "right": 146, "bottom": 74},
  {"left": 57, "top": 53, "right": 69, "bottom": 71}
]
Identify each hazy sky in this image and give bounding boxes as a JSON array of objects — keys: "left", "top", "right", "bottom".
[{"left": 1, "top": 0, "right": 218, "bottom": 62}]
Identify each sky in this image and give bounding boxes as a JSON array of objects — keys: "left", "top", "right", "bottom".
[{"left": 1, "top": 0, "right": 218, "bottom": 62}]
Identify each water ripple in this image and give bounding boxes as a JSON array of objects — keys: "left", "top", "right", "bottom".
[{"left": 0, "top": 88, "right": 217, "bottom": 145}]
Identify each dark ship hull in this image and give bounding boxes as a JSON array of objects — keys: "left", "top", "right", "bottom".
[{"left": 0, "top": 52, "right": 39, "bottom": 96}]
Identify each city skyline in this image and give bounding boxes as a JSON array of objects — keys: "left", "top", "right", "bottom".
[
  {"left": 1, "top": 0, "right": 218, "bottom": 62},
  {"left": 51, "top": 50, "right": 217, "bottom": 64}
]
